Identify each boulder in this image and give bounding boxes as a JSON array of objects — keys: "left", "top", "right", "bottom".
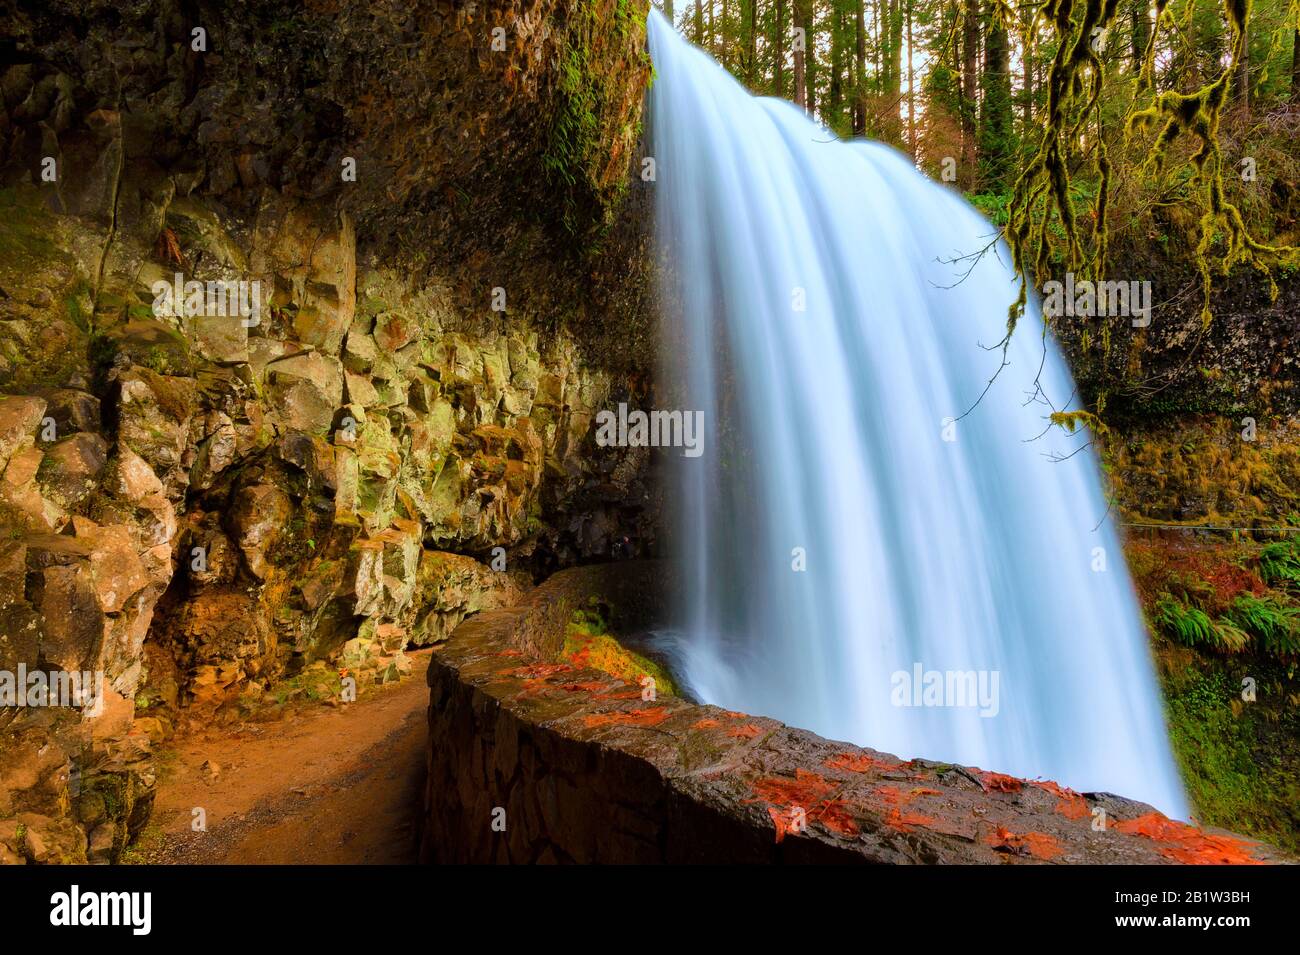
[
  {"left": 37, "top": 432, "right": 109, "bottom": 509},
  {"left": 227, "top": 483, "right": 293, "bottom": 580}
]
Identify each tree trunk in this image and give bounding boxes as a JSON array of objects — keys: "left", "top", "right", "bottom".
[
  {"left": 853, "top": 0, "right": 866, "bottom": 133},
  {"left": 774, "top": 0, "right": 786, "bottom": 97},
  {"left": 873, "top": 0, "right": 882, "bottom": 99},
  {"left": 906, "top": 0, "right": 915, "bottom": 155},
  {"left": 665, "top": 0, "right": 675, "bottom": 24},
  {"left": 1129, "top": 0, "right": 1150, "bottom": 69},
  {"left": 794, "top": 0, "right": 813, "bottom": 114},
  {"left": 830, "top": 2, "right": 844, "bottom": 120},
  {"left": 1292, "top": 30, "right": 1300, "bottom": 104},
  {"left": 747, "top": 0, "right": 759, "bottom": 85},
  {"left": 979, "top": 2, "right": 1012, "bottom": 190},
  {"left": 960, "top": 0, "right": 979, "bottom": 188},
  {"left": 694, "top": 0, "right": 704, "bottom": 44},
  {"left": 1022, "top": 7, "right": 1033, "bottom": 137},
  {"left": 1234, "top": 20, "right": 1250, "bottom": 109}
]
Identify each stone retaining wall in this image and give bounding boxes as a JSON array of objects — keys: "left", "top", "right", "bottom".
[{"left": 420, "top": 562, "right": 1285, "bottom": 864}]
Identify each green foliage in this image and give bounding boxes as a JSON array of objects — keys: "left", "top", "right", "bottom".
[
  {"left": 1154, "top": 594, "right": 1247, "bottom": 650},
  {"left": 1162, "top": 663, "right": 1300, "bottom": 854},
  {"left": 1259, "top": 539, "right": 1300, "bottom": 590},
  {"left": 1224, "top": 594, "right": 1300, "bottom": 657},
  {"left": 543, "top": 0, "right": 649, "bottom": 235}
]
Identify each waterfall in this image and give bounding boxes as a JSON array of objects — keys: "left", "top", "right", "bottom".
[{"left": 646, "top": 9, "right": 1189, "bottom": 819}]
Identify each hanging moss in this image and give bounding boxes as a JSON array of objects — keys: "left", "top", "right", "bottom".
[{"left": 1002, "top": 0, "right": 1299, "bottom": 353}]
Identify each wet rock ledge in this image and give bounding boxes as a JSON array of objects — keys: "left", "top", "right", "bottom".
[{"left": 421, "top": 562, "right": 1288, "bottom": 864}]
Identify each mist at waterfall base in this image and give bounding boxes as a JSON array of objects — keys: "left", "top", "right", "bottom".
[{"left": 645, "top": 10, "right": 1189, "bottom": 819}]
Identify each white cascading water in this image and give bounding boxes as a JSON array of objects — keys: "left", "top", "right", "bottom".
[{"left": 646, "top": 9, "right": 1189, "bottom": 819}]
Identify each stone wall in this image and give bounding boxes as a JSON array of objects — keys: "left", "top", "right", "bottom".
[{"left": 420, "top": 562, "right": 1287, "bottom": 864}]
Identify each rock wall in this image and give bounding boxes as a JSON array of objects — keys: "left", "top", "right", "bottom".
[
  {"left": 0, "top": 0, "right": 658, "bottom": 863},
  {"left": 420, "top": 563, "right": 1286, "bottom": 864}
]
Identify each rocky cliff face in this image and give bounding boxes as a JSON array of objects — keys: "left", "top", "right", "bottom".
[{"left": 0, "top": 0, "right": 656, "bottom": 863}]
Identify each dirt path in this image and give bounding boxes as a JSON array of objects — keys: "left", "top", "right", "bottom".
[{"left": 131, "top": 651, "right": 433, "bottom": 865}]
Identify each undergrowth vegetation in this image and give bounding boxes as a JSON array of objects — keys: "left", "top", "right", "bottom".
[
  {"left": 1131, "top": 535, "right": 1300, "bottom": 850},
  {"left": 1134, "top": 536, "right": 1300, "bottom": 657},
  {"left": 562, "top": 603, "right": 679, "bottom": 695}
]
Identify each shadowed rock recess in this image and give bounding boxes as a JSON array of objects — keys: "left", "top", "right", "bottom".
[{"left": 0, "top": 0, "right": 658, "bottom": 863}]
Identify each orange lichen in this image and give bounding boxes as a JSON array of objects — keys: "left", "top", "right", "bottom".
[
  {"left": 986, "top": 826, "right": 1063, "bottom": 860},
  {"left": 750, "top": 769, "right": 837, "bottom": 807},
  {"left": 502, "top": 662, "right": 572, "bottom": 680},
  {"left": 978, "top": 771, "right": 1024, "bottom": 794},
  {"left": 1031, "top": 780, "right": 1090, "bottom": 820},
  {"left": 692, "top": 718, "right": 721, "bottom": 730},
  {"left": 581, "top": 706, "right": 671, "bottom": 729},
  {"left": 1111, "top": 813, "right": 1264, "bottom": 865},
  {"left": 812, "top": 800, "right": 861, "bottom": 837},
  {"left": 884, "top": 809, "right": 935, "bottom": 832},
  {"left": 556, "top": 680, "right": 611, "bottom": 694},
  {"left": 825, "top": 752, "right": 903, "bottom": 774},
  {"left": 768, "top": 806, "right": 793, "bottom": 844},
  {"left": 728, "top": 723, "right": 762, "bottom": 739}
]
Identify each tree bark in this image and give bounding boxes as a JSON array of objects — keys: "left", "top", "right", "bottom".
[
  {"left": 1234, "top": 19, "right": 1250, "bottom": 109},
  {"left": 853, "top": 0, "right": 866, "bottom": 134},
  {"left": 961, "top": 0, "right": 979, "bottom": 188},
  {"left": 1292, "top": 30, "right": 1300, "bottom": 104},
  {"left": 888, "top": 0, "right": 903, "bottom": 138},
  {"left": 1022, "top": 6, "right": 1033, "bottom": 137},
  {"left": 906, "top": 0, "right": 915, "bottom": 155},
  {"left": 794, "top": 0, "right": 813, "bottom": 114},
  {"left": 979, "top": 3, "right": 1012, "bottom": 189},
  {"left": 774, "top": 0, "right": 786, "bottom": 97},
  {"left": 1129, "top": 0, "right": 1150, "bottom": 69},
  {"left": 747, "top": 0, "right": 759, "bottom": 85}
]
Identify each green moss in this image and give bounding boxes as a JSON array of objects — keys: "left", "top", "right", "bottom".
[
  {"left": 0, "top": 186, "right": 60, "bottom": 262},
  {"left": 1161, "top": 659, "right": 1300, "bottom": 854},
  {"left": 541, "top": 0, "right": 649, "bottom": 235},
  {"left": 562, "top": 609, "right": 678, "bottom": 696}
]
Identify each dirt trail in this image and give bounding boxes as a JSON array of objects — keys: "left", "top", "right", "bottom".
[{"left": 133, "top": 651, "right": 433, "bottom": 865}]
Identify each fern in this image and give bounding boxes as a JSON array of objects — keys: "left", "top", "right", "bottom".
[
  {"left": 1154, "top": 595, "right": 1217, "bottom": 648},
  {"left": 1259, "top": 540, "right": 1300, "bottom": 590},
  {"left": 1154, "top": 595, "right": 1250, "bottom": 653},
  {"left": 1224, "top": 595, "right": 1300, "bottom": 658}
]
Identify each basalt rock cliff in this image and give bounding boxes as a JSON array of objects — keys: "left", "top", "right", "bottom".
[{"left": 0, "top": 0, "right": 656, "bottom": 863}]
